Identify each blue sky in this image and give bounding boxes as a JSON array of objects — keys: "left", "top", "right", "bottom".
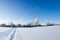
[{"left": 0, "top": 0, "right": 60, "bottom": 24}]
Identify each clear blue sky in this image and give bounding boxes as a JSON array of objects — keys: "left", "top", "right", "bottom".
[{"left": 0, "top": 0, "right": 60, "bottom": 24}]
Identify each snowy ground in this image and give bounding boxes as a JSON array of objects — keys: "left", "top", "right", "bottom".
[{"left": 0, "top": 26, "right": 60, "bottom": 40}]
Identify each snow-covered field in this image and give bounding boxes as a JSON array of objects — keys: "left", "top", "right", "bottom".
[{"left": 0, "top": 26, "right": 60, "bottom": 40}]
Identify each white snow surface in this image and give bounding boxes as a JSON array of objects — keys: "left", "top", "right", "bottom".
[{"left": 0, "top": 26, "right": 60, "bottom": 40}]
